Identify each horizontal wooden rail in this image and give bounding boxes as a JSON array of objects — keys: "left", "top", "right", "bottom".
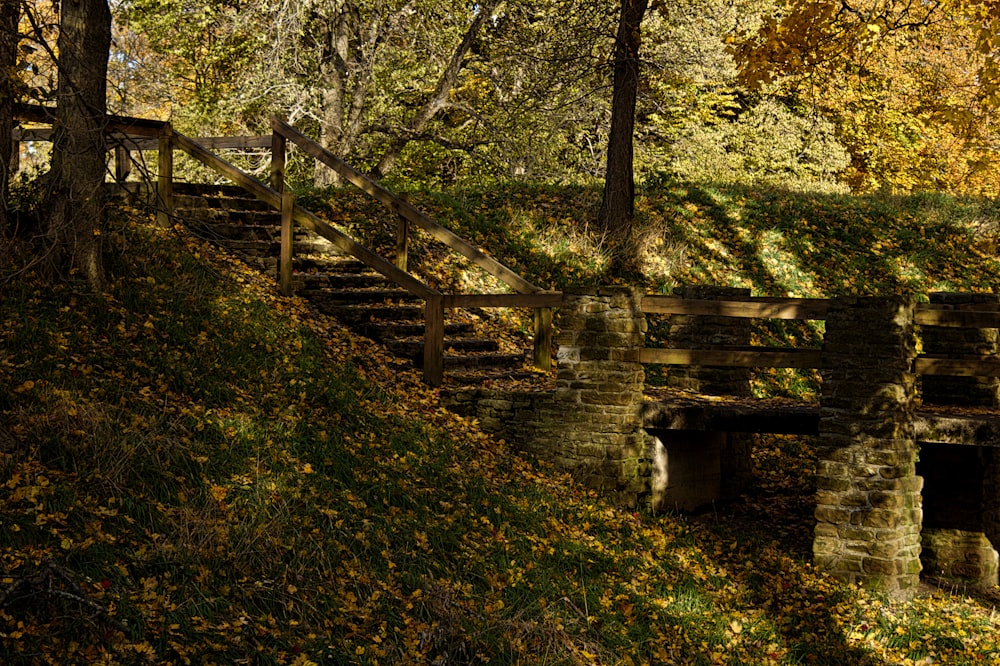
[
  {"left": 15, "top": 103, "right": 167, "bottom": 137},
  {"left": 641, "top": 295, "right": 831, "bottom": 320},
  {"left": 14, "top": 128, "right": 272, "bottom": 152},
  {"left": 639, "top": 347, "right": 823, "bottom": 369},
  {"left": 171, "top": 132, "right": 437, "bottom": 300},
  {"left": 915, "top": 355, "right": 1000, "bottom": 377},
  {"left": 271, "top": 117, "right": 542, "bottom": 296},
  {"left": 914, "top": 307, "right": 1000, "bottom": 329}
]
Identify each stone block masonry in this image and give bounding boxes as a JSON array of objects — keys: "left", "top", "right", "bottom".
[
  {"left": 443, "top": 287, "right": 651, "bottom": 507},
  {"left": 814, "top": 296, "right": 923, "bottom": 598}
]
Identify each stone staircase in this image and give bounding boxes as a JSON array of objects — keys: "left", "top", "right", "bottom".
[{"left": 171, "top": 182, "right": 531, "bottom": 382}]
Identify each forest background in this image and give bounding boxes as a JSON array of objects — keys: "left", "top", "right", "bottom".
[{"left": 9, "top": 0, "right": 1000, "bottom": 207}]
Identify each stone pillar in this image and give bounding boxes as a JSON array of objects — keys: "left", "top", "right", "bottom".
[
  {"left": 919, "top": 292, "right": 1000, "bottom": 589},
  {"left": 547, "top": 287, "right": 649, "bottom": 506},
  {"left": 814, "top": 296, "right": 923, "bottom": 598}
]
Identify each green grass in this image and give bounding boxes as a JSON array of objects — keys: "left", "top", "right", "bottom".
[{"left": 2, "top": 186, "right": 1000, "bottom": 663}]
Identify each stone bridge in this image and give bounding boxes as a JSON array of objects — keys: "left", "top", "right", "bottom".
[{"left": 443, "top": 287, "right": 1000, "bottom": 599}]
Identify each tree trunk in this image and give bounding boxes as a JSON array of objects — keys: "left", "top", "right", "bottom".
[
  {"left": 45, "top": 0, "right": 112, "bottom": 287},
  {"left": 373, "top": 0, "right": 498, "bottom": 180},
  {"left": 0, "top": 0, "right": 18, "bottom": 234},
  {"left": 598, "top": 0, "right": 649, "bottom": 274}
]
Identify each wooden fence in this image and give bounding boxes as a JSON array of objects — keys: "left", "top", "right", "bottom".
[{"left": 639, "top": 294, "right": 1000, "bottom": 380}]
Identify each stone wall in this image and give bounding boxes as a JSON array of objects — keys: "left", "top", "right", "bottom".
[
  {"left": 813, "top": 296, "right": 923, "bottom": 598},
  {"left": 443, "top": 287, "right": 651, "bottom": 506},
  {"left": 443, "top": 287, "right": 1000, "bottom": 597}
]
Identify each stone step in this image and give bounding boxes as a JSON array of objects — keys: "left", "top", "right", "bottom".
[
  {"left": 363, "top": 321, "right": 474, "bottom": 339},
  {"left": 387, "top": 338, "right": 500, "bottom": 359},
  {"left": 299, "top": 272, "right": 391, "bottom": 290},
  {"left": 295, "top": 257, "right": 368, "bottom": 274},
  {"left": 300, "top": 288, "right": 421, "bottom": 306},
  {"left": 173, "top": 182, "right": 250, "bottom": 198},
  {"left": 176, "top": 207, "right": 281, "bottom": 226},
  {"left": 444, "top": 369, "right": 542, "bottom": 385},
  {"left": 174, "top": 193, "right": 274, "bottom": 211},
  {"left": 310, "top": 303, "right": 426, "bottom": 322},
  {"left": 440, "top": 352, "right": 525, "bottom": 370}
]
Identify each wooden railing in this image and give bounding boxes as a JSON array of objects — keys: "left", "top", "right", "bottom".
[
  {"left": 265, "top": 117, "right": 557, "bottom": 383},
  {"left": 640, "top": 294, "right": 1000, "bottom": 380},
  {"left": 13, "top": 105, "right": 555, "bottom": 386},
  {"left": 640, "top": 295, "right": 828, "bottom": 370}
]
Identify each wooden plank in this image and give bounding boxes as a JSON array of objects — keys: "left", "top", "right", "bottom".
[
  {"left": 279, "top": 191, "right": 294, "bottom": 297},
  {"left": 641, "top": 295, "right": 831, "bottom": 319},
  {"left": 442, "top": 292, "right": 564, "bottom": 309},
  {"left": 533, "top": 307, "right": 553, "bottom": 370},
  {"left": 271, "top": 117, "right": 542, "bottom": 295},
  {"left": 424, "top": 294, "right": 445, "bottom": 387},
  {"left": 17, "top": 104, "right": 170, "bottom": 138},
  {"left": 114, "top": 143, "right": 131, "bottom": 182},
  {"left": 916, "top": 355, "right": 1000, "bottom": 377},
  {"left": 13, "top": 128, "right": 271, "bottom": 152},
  {"left": 156, "top": 125, "right": 173, "bottom": 228},
  {"left": 914, "top": 308, "right": 1000, "bottom": 328},
  {"left": 171, "top": 131, "right": 437, "bottom": 299},
  {"left": 639, "top": 347, "right": 823, "bottom": 369}
]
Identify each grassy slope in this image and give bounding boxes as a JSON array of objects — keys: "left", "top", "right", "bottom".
[{"left": 1, "top": 187, "right": 1000, "bottom": 664}]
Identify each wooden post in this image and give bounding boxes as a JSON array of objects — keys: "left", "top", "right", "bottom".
[
  {"left": 424, "top": 294, "right": 444, "bottom": 386},
  {"left": 156, "top": 123, "right": 173, "bottom": 228},
  {"left": 279, "top": 191, "right": 295, "bottom": 297},
  {"left": 533, "top": 306, "right": 553, "bottom": 370},
  {"left": 114, "top": 143, "right": 131, "bottom": 183},
  {"left": 396, "top": 192, "right": 410, "bottom": 272},
  {"left": 270, "top": 126, "right": 286, "bottom": 193},
  {"left": 9, "top": 138, "right": 18, "bottom": 177}
]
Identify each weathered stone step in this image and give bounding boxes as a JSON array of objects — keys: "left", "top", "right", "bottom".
[
  {"left": 195, "top": 239, "right": 338, "bottom": 258},
  {"left": 299, "top": 272, "right": 390, "bottom": 290},
  {"left": 300, "top": 288, "right": 421, "bottom": 306},
  {"left": 310, "top": 303, "right": 425, "bottom": 322},
  {"left": 294, "top": 257, "right": 368, "bottom": 274},
  {"left": 173, "top": 182, "right": 248, "bottom": 197},
  {"left": 364, "top": 321, "right": 474, "bottom": 339},
  {"left": 387, "top": 338, "right": 500, "bottom": 359},
  {"left": 177, "top": 208, "right": 281, "bottom": 226},
  {"left": 439, "top": 352, "right": 525, "bottom": 370},
  {"left": 174, "top": 194, "right": 274, "bottom": 211},
  {"left": 444, "top": 370, "right": 541, "bottom": 385}
]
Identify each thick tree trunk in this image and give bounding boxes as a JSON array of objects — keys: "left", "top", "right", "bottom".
[
  {"left": 45, "top": 0, "right": 112, "bottom": 287},
  {"left": 598, "top": 0, "right": 649, "bottom": 274},
  {"left": 0, "top": 0, "right": 18, "bottom": 234}
]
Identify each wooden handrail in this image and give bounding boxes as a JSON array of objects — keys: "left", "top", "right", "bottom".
[
  {"left": 15, "top": 102, "right": 168, "bottom": 137},
  {"left": 640, "top": 347, "right": 823, "bottom": 369},
  {"left": 914, "top": 306, "right": 1000, "bottom": 328},
  {"left": 270, "top": 117, "right": 543, "bottom": 296},
  {"left": 642, "top": 295, "right": 831, "bottom": 319},
  {"left": 170, "top": 131, "right": 438, "bottom": 300}
]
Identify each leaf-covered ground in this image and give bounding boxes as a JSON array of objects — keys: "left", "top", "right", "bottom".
[{"left": 2, "top": 189, "right": 1000, "bottom": 664}]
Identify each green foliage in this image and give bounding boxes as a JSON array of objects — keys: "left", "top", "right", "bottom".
[{"left": 665, "top": 99, "right": 850, "bottom": 192}]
